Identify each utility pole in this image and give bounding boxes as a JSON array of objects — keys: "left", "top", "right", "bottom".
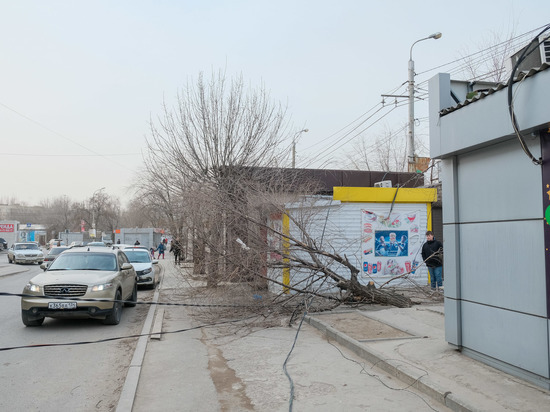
[{"left": 408, "top": 32, "right": 442, "bottom": 172}]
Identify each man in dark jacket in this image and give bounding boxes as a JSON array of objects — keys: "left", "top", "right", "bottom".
[
  {"left": 170, "top": 238, "right": 183, "bottom": 264},
  {"left": 421, "top": 231, "right": 443, "bottom": 290}
]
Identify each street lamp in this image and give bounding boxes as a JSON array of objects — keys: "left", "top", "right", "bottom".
[
  {"left": 292, "top": 129, "right": 309, "bottom": 168},
  {"left": 408, "top": 32, "right": 442, "bottom": 172}
]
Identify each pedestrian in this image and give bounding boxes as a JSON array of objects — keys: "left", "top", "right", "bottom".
[
  {"left": 421, "top": 231, "right": 443, "bottom": 290},
  {"left": 117, "top": 239, "right": 121, "bottom": 244},
  {"left": 134, "top": 240, "right": 140, "bottom": 246},
  {"left": 170, "top": 238, "right": 182, "bottom": 264},
  {"left": 157, "top": 241, "right": 165, "bottom": 259},
  {"left": 150, "top": 247, "right": 156, "bottom": 259}
]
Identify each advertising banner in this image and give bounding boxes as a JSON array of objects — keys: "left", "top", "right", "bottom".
[
  {"left": 361, "top": 209, "right": 423, "bottom": 278},
  {"left": 0, "top": 223, "right": 15, "bottom": 232}
]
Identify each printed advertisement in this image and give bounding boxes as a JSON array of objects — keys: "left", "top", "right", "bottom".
[
  {"left": 0, "top": 223, "right": 15, "bottom": 232},
  {"left": 361, "top": 209, "right": 422, "bottom": 278}
]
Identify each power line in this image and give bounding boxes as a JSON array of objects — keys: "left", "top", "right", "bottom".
[
  {"left": 0, "top": 153, "right": 141, "bottom": 157},
  {"left": 0, "top": 313, "right": 262, "bottom": 352},
  {"left": 299, "top": 105, "right": 396, "bottom": 168},
  {"left": 0, "top": 101, "right": 136, "bottom": 172},
  {"left": 300, "top": 25, "right": 546, "bottom": 168}
]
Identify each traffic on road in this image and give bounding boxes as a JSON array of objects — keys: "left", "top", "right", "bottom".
[{"left": 0, "top": 246, "right": 157, "bottom": 411}]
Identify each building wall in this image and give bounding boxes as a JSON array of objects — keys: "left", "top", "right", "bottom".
[
  {"left": 118, "top": 228, "right": 162, "bottom": 250},
  {"left": 430, "top": 69, "right": 550, "bottom": 387}
]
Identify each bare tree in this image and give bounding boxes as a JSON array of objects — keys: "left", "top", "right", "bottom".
[
  {"left": 71, "top": 190, "right": 121, "bottom": 240},
  {"left": 457, "top": 27, "right": 521, "bottom": 83},
  {"left": 41, "top": 196, "right": 77, "bottom": 236},
  {"left": 345, "top": 125, "right": 409, "bottom": 172},
  {"left": 139, "top": 70, "right": 416, "bottom": 313},
  {"left": 143, "top": 70, "right": 293, "bottom": 285}
]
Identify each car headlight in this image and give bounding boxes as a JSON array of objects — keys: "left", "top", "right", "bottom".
[
  {"left": 91, "top": 283, "right": 114, "bottom": 292},
  {"left": 142, "top": 267, "right": 152, "bottom": 275},
  {"left": 15, "top": 254, "right": 23, "bottom": 258},
  {"left": 24, "top": 282, "right": 41, "bottom": 293}
]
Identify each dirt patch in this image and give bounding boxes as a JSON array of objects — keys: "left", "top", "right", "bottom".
[
  {"left": 315, "top": 311, "right": 412, "bottom": 340},
  {"left": 201, "top": 329, "right": 254, "bottom": 411}
]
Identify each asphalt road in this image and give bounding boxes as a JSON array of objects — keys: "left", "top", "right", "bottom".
[{"left": 0, "top": 251, "right": 151, "bottom": 411}]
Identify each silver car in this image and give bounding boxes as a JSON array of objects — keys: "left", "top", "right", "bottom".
[
  {"left": 8, "top": 242, "right": 44, "bottom": 264},
  {"left": 21, "top": 246, "right": 137, "bottom": 326},
  {"left": 122, "top": 248, "right": 159, "bottom": 288}
]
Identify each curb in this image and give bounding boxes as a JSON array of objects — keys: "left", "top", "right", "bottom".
[
  {"left": 116, "top": 264, "right": 165, "bottom": 412},
  {"left": 305, "top": 315, "right": 480, "bottom": 412}
]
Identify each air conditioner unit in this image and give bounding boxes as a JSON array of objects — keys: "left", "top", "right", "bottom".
[
  {"left": 374, "top": 180, "right": 392, "bottom": 188},
  {"left": 509, "top": 35, "right": 550, "bottom": 72}
]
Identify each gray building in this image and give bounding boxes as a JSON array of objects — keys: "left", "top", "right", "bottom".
[
  {"left": 116, "top": 228, "right": 163, "bottom": 250},
  {"left": 429, "top": 51, "right": 550, "bottom": 389}
]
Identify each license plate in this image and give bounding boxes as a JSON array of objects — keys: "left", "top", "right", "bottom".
[{"left": 48, "top": 302, "right": 77, "bottom": 309}]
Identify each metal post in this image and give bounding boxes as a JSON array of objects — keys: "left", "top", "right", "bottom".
[
  {"left": 408, "top": 32, "right": 442, "bottom": 173},
  {"left": 408, "top": 56, "right": 415, "bottom": 172},
  {"left": 292, "top": 129, "right": 308, "bottom": 168}
]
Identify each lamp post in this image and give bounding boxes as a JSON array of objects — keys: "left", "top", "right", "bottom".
[
  {"left": 292, "top": 129, "right": 309, "bottom": 168},
  {"left": 408, "top": 32, "right": 442, "bottom": 172}
]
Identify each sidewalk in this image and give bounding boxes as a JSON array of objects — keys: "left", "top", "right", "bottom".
[
  {"left": 306, "top": 306, "right": 550, "bottom": 411},
  {"left": 122, "top": 259, "right": 550, "bottom": 411}
]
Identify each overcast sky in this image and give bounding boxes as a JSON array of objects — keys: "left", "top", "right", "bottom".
[{"left": 0, "top": 1, "right": 547, "bottom": 207}]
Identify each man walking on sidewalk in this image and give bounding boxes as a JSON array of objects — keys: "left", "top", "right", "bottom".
[
  {"left": 421, "top": 231, "right": 443, "bottom": 290},
  {"left": 170, "top": 238, "right": 183, "bottom": 264}
]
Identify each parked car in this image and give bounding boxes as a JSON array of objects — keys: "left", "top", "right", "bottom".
[
  {"left": 20, "top": 246, "right": 137, "bottom": 326},
  {"left": 7, "top": 242, "right": 44, "bottom": 264},
  {"left": 122, "top": 248, "right": 159, "bottom": 288},
  {"left": 43, "top": 246, "right": 71, "bottom": 265},
  {"left": 0, "top": 237, "right": 7, "bottom": 250}
]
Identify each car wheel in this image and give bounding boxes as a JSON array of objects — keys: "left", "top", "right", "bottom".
[
  {"left": 103, "top": 290, "right": 123, "bottom": 325},
  {"left": 37, "top": 261, "right": 43, "bottom": 265},
  {"left": 22, "top": 311, "right": 45, "bottom": 327},
  {"left": 125, "top": 283, "right": 137, "bottom": 307}
]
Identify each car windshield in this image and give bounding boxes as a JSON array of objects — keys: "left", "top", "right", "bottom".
[
  {"left": 15, "top": 244, "right": 39, "bottom": 250},
  {"left": 123, "top": 250, "right": 151, "bottom": 263},
  {"left": 48, "top": 253, "right": 117, "bottom": 271}
]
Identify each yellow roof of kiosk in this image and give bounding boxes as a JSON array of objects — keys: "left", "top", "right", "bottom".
[{"left": 333, "top": 187, "right": 437, "bottom": 203}]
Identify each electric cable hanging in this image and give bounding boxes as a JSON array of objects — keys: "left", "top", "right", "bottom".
[{"left": 507, "top": 23, "right": 550, "bottom": 165}]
